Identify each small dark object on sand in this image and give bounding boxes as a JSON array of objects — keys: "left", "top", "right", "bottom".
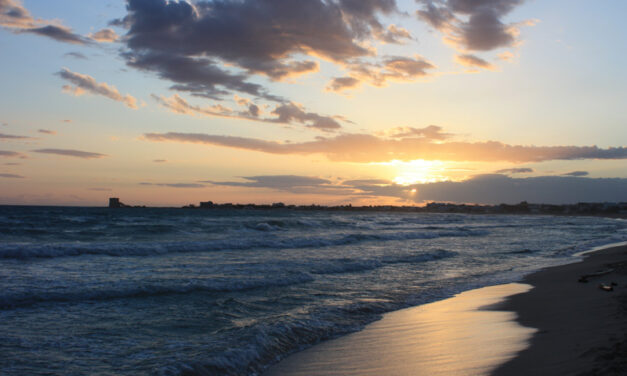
[{"left": 599, "top": 283, "right": 614, "bottom": 292}]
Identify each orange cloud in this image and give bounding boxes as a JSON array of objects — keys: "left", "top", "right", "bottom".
[
  {"left": 143, "top": 128, "right": 627, "bottom": 163},
  {"left": 57, "top": 68, "right": 138, "bottom": 109},
  {"left": 454, "top": 54, "right": 496, "bottom": 70}
]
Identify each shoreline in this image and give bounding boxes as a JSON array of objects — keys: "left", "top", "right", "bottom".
[
  {"left": 264, "top": 243, "right": 627, "bottom": 375},
  {"left": 265, "top": 284, "right": 537, "bottom": 376},
  {"left": 492, "top": 244, "right": 627, "bottom": 375}
]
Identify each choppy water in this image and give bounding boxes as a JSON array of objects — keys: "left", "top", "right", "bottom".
[{"left": 1, "top": 206, "right": 625, "bottom": 375}]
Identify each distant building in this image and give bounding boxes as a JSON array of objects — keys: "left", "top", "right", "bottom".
[
  {"left": 199, "top": 201, "right": 214, "bottom": 208},
  {"left": 109, "top": 198, "right": 121, "bottom": 208}
]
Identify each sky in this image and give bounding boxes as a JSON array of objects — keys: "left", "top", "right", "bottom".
[{"left": 0, "top": 0, "right": 626, "bottom": 207}]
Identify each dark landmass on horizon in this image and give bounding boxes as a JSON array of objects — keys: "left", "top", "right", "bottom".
[{"left": 107, "top": 197, "right": 627, "bottom": 218}]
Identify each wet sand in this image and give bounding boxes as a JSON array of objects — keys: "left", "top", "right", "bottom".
[
  {"left": 266, "top": 245, "right": 627, "bottom": 375},
  {"left": 265, "top": 284, "right": 536, "bottom": 376}
]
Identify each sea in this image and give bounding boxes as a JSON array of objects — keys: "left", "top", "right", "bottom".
[{"left": 1, "top": 206, "right": 626, "bottom": 375}]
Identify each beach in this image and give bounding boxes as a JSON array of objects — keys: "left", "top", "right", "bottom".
[
  {"left": 265, "top": 245, "right": 627, "bottom": 375},
  {"left": 494, "top": 244, "right": 627, "bottom": 375},
  {"left": 2, "top": 208, "right": 626, "bottom": 375}
]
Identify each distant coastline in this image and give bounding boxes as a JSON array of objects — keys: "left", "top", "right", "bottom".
[{"left": 107, "top": 197, "right": 627, "bottom": 218}]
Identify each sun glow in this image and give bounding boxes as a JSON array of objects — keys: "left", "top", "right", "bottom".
[{"left": 389, "top": 160, "right": 448, "bottom": 185}]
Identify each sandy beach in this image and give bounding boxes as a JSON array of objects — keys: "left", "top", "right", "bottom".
[
  {"left": 265, "top": 245, "right": 627, "bottom": 376},
  {"left": 493, "top": 244, "right": 627, "bottom": 375}
]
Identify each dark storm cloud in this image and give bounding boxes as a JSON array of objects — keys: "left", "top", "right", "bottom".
[
  {"left": 143, "top": 129, "right": 627, "bottom": 163},
  {"left": 33, "top": 148, "right": 107, "bottom": 159}
]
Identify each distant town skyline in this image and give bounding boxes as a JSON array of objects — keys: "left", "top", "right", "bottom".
[{"left": 1, "top": 0, "right": 626, "bottom": 206}]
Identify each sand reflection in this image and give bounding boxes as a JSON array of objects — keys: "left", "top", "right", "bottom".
[{"left": 266, "top": 283, "right": 535, "bottom": 376}]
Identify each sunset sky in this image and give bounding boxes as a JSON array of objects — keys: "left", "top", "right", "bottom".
[{"left": 1, "top": 0, "right": 626, "bottom": 206}]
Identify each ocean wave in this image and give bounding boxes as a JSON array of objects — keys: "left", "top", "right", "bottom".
[
  {"left": 0, "top": 229, "right": 483, "bottom": 260},
  {"left": 0, "top": 273, "right": 316, "bottom": 310},
  {"left": 159, "top": 301, "right": 396, "bottom": 376},
  {"left": 0, "top": 249, "right": 454, "bottom": 310}
]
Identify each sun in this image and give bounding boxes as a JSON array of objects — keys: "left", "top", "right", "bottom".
[{"left": 390, "top": 160, "right": 447, "bottom": 185}]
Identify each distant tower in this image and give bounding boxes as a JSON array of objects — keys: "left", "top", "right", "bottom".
[{"left": 109, "top": 198, "right": 121, "bottom": 208}]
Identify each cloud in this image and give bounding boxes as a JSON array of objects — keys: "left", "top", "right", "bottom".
[
  {"left": 379, "top": 125, "right": 451, "bottom": 140},
  {"left": 87, "top": 187, "right": 112, "bottom": 192},
  {"left": 125, "top": 52, "right": 282, "bottom": 102},
  {"left": 495, "top": 167, "right": 534, "bottom": 174},
  {"left": 23, "top": 25, "right": 89, "bottom": 44},
  {"left": 329, "top": 55, "right": 436, "bottom": 92},
  {"left": 153, "top": 94, "right": 343, "bottom": 131},
  {"left": 206, "top": 175, "right": 330, "bottom": 188},
  {"left": 563, "top": 171, "right": 589, "bottom": 177},
  {"left": 143, "top": 127, "right": 627, "bottom": 163},
  {"left": 33, "top": 148, "right": 107, "bottom": 159},
  {"left": 0, "top": 173, "right": 24, "bottom": 178},
  {"left": 140, "top": 182, "right": 205, "bottom": 188},
  {"left": 153, "top": 159, "right": 167, "bottom": 163},
  {"left": 0, "top": 132, "right": 31, "bottom": 140},
  {"left": 205, "top": 175, "right": 357, "bottom": 195},
  {"left": 341, "top": 179, "right": 392, "bottom": 186},
  {"left": 113, "top": 0, "right": 420, "bottom": 101},
  {"left": 455, "top": 54, "right": 495, "bottom": 70},
  {"left": 4, "top": 162, "right": 21, "bottom": 166},
  {"left": 327, "top": 77, "right": 361, "bottom": 92},
  {"left": 404, "top": 175, "right": 627, "bottom": 205},
  {"left": 148, "top": 172, "right": 627, "bottom": 204},
  {"left": 0, "top": 150, "right": 27, "bottom": 158},
  {"left": 38, "top": 129, "right": 56, "bottom": 135},
  {"left": 88, "top": 28, "right": 118, "bottom": 43},
  {"left": 0, "top": 0, "right": 88, "bottom": 44},
  {"left": 57, "top": 68, "right": 138, "bottom": 109},
  {"left": 64, "top": 52, "right": 87, "bottom": 60},
  {"left": 417, "top": 0, "right": 529, "bottom": 51}
]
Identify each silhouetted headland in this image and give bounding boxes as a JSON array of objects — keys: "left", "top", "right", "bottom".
[
  {"left": 108, "top": 198, "right": 627, "bottom": 217},
  {"left": 108, "top": 197, "right": 146, "bottom": 208}
]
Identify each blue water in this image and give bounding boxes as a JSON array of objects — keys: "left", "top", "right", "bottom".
[{"left": 1, "top": 206, "right": 626, "bottom": 375}]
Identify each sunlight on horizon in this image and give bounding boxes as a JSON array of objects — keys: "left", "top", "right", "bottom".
[{"left": 388, "top": 160, "right": 450, "bottom": 185}]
